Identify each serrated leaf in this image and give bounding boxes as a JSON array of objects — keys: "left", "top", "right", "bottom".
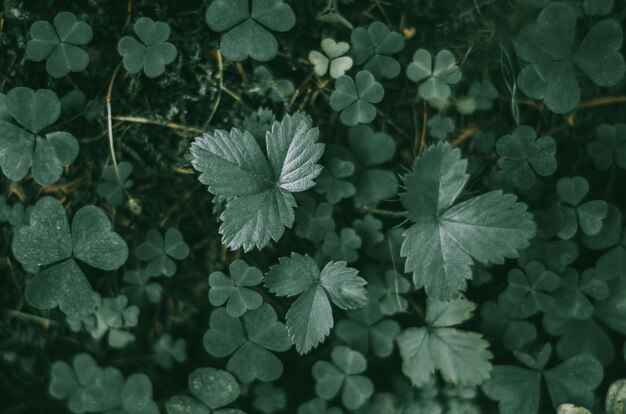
[{"left": 400, "top": 143, "right": 535, "bottom": 300}]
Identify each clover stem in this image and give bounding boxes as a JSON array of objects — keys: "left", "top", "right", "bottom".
[
  {"left": 358, "top": 207, "right": 407, "bottom": 218},
  {"left": 205, "top": 49, "right": 224, "bottom": 129},
  {"left": 112, "top": 116, "right": 204, "bottom": 135},
  {"left": 106, "top": 61, "right": 123, "bottom": 185},
  {"left": 420, "top": 100, "right": 428, "bottom": 152}
]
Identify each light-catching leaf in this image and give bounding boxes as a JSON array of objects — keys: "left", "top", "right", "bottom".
[
  {"left": 190, "top": 112, "right": 324, "bottom": 251},
  {"left": 400, "top": 142, "right": 536, "bottom": 300}
]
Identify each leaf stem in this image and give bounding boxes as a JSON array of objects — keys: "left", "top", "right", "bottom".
[
  {"left": 112, "top": 116, "right": 204, "bottom": 134},
  {"left": 358, "top": 207, "right": 407, "bottom": 218}
]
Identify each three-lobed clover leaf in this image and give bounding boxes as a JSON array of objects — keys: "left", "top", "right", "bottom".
[
  {"left": 556, "top": 176, "right": 608, "bottom": 239},
  {"left": 12, "top": 196, "right": 128, "bottom": 317},
  {"left": 265, "top": 253, "right": 368, "bottom": 354},
  {"left": 321, "top": 228, "right": 362, "bottom": 263},
  {"left": 336, "top": 298, "right": 401, "bottom": 357},
  {"left": 190, "top": 112, "right": 324, "bottom": 251},
  {"left": 309, "top": 38, "right": 354, "bottom": 79},
  {"left": 135, "top": 228, "right": 190, "bottom": 277},
  {"left": 400, "top": 142, "right": 536, "bottom": 300},
  {"left": 243, "top": 107, "right": 276, "bottom": 146},
  {"left": 203, "top": 304, "right": 291, "bottom": 383},
  {"left": 252, "top": 383, "right": 287, "bottom": 414},
  {"left": 406, "top": 49, "right": 462, "bottom": 101},
  {"left": 480, "top": 294, "right": 538, "bottom": 351},
  {"left": 350, "top": 22, "right": 405, "bottom": 80},
  {"left": 166, "top": 367, "right": 244, "bottom": 414},
  {"left": 397, "top": 296, "right": 493, "bottom": 387},
  {"left": 118, "top": 17, "right": 178, "bottom": 78},
  {"left": 294, "top": 196, "right": 335, "bottom": 243},
  {"left": 468, "top": 79, "right": 498, "bottom": 110},
  {"left": 96, "top": 162, "right": 134, "bottom": 207},
  {"left": 483, "top": 343, "right": 604, "bottom": 414},
  {"left": 428, "top": 115, "right": 454, "bottom": 140},
  {"left": 514, "top": 2, "right": 625, "bottom": 113},
  {"left": 347, "top": 125, "right": 398, "bottom": 208},
  {"left": 50, "top": 354, "right": 158, "bottom": 414},
  {"left": 0, "top": 87, "right": 79, "bottom": 186},
  {"left": 367, "top": 268, "right": 410, "bottom": 316},
  {"left": 587, "top": 123, "right": 626, "bottom": 170},
  {"left": 122, "top": 268, "right": 163, "bottom": 305},
  {"left": 208, "top": 259, "right": 263, "bottom": 317},
  {"left": 330, "top": 71, "right": 384, "bottom": 126},
  {"left": 314, "top": 157, "right": 357, "bottom": 203},
  {"left": 553, "top": 268, "right": 609, "bottom": 320},
  {"left": 495, "top": 125, "right": 557, "bottom": 190},
  {"left": 298, "top": 398, "right": 343, "bottom": 414},
  {"left": 153, "top": 334, "right": 187, "bottom": 369},
  {"left": 26, "top": 11, "right": 93, "bottom": 78},
  {"left": 100, "top": 294, "right": 139, "bottom": 329},
  {"left": 352, "top": 215, "right": 383, "bottom": 249},
  {"left": 502, "top": 261, "right": 560, "bottom": 316},
  {"left": 312, "top": 346, "right": 374, "bottom": 410},
  {"left": 205, "top": 0, "right": 296, "bottom": 62}
]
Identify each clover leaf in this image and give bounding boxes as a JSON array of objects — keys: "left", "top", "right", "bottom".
[
  {"left": 252, "top": 383, "right": 287, "bottom": 414},
  {"left": 0, "top": 93, "right": 10, "bottom": 121},
  {"left": 243, "top": 107, "right": 276, "bottom": 145},
  {"left": 480, "top": 295, "right": 537, "bottom": 351},
  {"left": 166, "top": 367, "right": 244, "bottom": 414},
  {"left": 205, "top": 0, "right": 296, "bottom": 61},
  {"left": 253, "top": 66, "right": 295, "bottom": 104},
  {"left": 468, "top": 79, "right": 498, "bottom": 110},
  {"left": 321, "top": 228, "right": 362, "bottom": 263},
  {"left": 428, "top": 115, "right": 454, "bottom": 140},
  {"left": 153, "top": 334, "right": 187, "bottom": 369},
  {"left": 495, "top": 125, "right": 557, "bottom": 190},
  {"left": 49, "top": 353, "right": 101, "bottom": 407},
  {"left": 514, "top": 2, "right": 625, "bottom": 113},
  {"left": 294, "top": 196, "right": 335, "bottom": 243},
  {"left": 122, "top": 268, "right": 163, "bottom": 305},
  {"left": 298, "top": 398, "right": 343, "bottom": 414},
  {"left": 97, "top": 162, "right": 133, "bottom": 207},
  {"left": 118, "top": 17, "right": 178, "bottom": 78},
  {"left": 367, "top": 269, "right": 410, "bottom": 316},
  {"left": 135, "top": 228, "right": 190, "bottom": 277},
  {"left": 26, "top": 11, "right": 93, "bottom": 78},
  {"left": 596, "top": 225, "right": 626, "bottom": 280},
  {"left": 312, "top": 346, "right": 374, "bottom": 410},
  {"left": 330, "top": 71, "right": 384, "bottom": 126},
  {"left": 483, "top": 343, "right": 604, "bottom": 414},
  {"left": 397, "top": 296, "right": 493, "bottom": 387},
  {"left": 406, "top": 49, "right": 462, "bottom": 101},
  {"left": 309, "top": 38, "right": 354, "bottom": 79},
  {"left": 336, "top": 298, "right": 401, "bottom": 357},
  {"left": 556, "top": 176, "right": 608, "bottom": 238},
  {"left": 352, "top": 215, "right": 383, "bottom": 249},
  {"left": 314, "top": 157, "right": 357, "bottom": 203},
  {"left": 350, "top": 22, "right": 405, "bottom": 80},
  {"left": 12, "top": 196, "right": 128, "bottom": 317},
  {"left": 587, "top": 123, "right": 626, "bottom": 170},
  {"left": 265, "top": 253, "right": 368, "bottom": 353},
  {"left": 553, "top": 268, "right": 608, "bottom": 320},
  {"left": 502, "top": 261, "right": 560, "bottom": 316},
  {"left": 347, "top": 125, "right": 398, "bottom": 207},
  {"left": 203, "top": 304, "right": 291, "bottom": 383},
  {"left": 190, "top": 112, "right": 324, "bottom": 251},
  {"left": 400, "top": 142, "right": 536, "bottom": 300},
  {"left": 0, "top": 87, "right": 79, "bottom": 186},
  {"left": 208, "top": 259, "right": 263, "bottom": 317}
]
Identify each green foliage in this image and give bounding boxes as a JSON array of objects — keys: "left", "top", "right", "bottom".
[
  {"left": 135, "top": 228, "right": 190, "bottom": 276},
  {"left": 350, "top": 22, "right": 405, "bottom": 80},
  {"left": 400, "top": 142, "right": 536, "bottom": 299},
  {"left": 502, "top": 261, "right": 560, "bottom": 316},
  {"left": 495, "top": 125, "right": 557, "bottom": 190},
  {"left": 397, "top": 296, "right": 493, "bottom": 387},
  {"left": 312, "top": 346, "right": 374, "bottom": 409},
  {"left": 587, "top": 123, "right": 626, "bottom": 170},
  {"left": 428, "top": 115, "right": 454, "bottom": 140},
  {"left": 12, "top": 196, "right": 128, "bottom": 317},
  {"left": 26, "top": 11, "right": 93, "bottom": 78},
  {"left": 309, "top": 38, "right": 354, "bottom": 79},
  {"left": 482, "top": 343, "right": 603, "bottom": 414},
  {"left": 190, "top": 112, "right": 323, "bottom": 251},
  {"left": 514, "top": 2, "right": 625, "bottom": 113},
  {"left": 203, "top": 304, "right": 291, "bottom": 383},
  {"left": 407, "top": 49, "right": 462, "bottom": 101},
  {"left": 265, "top": 253, "right": 367, "bottom": 353},
  {"left": 556, "top": 176, "right": 608, "bottom": 238},
  {"left": 330, "top": 71, "right": 384, "bottom": 126},
  {"left": 96, "top": 162, "right": 134, "bottom": 207},
  {"left": 205, "top": 0, "right": 295, "bottom": 61},
  {"left": 208, "top": 259, "right": 263, "bottom": 317},
  {"left": 118, "top": 17, "right": 178, "bottom": 78},
  {"left": 0, "top": 87, "right": 79, "bottom": 186},
  {"left": 166, "top": 367, "right": 244, "bottom": 414}
]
